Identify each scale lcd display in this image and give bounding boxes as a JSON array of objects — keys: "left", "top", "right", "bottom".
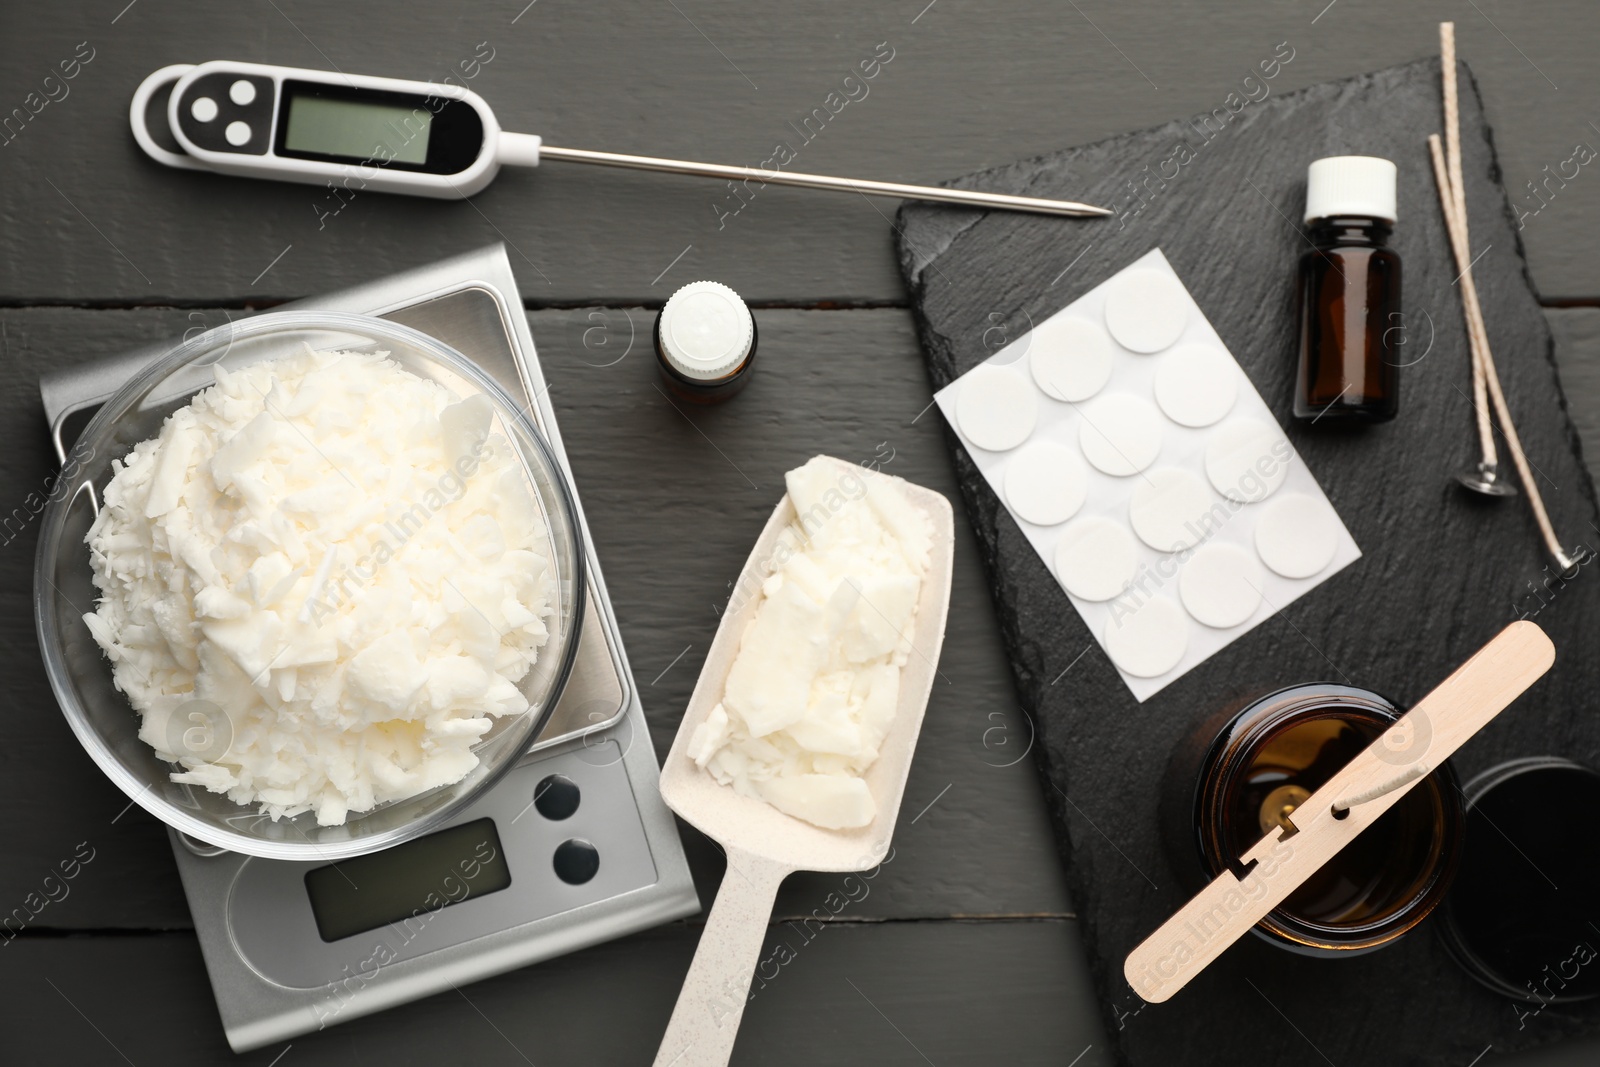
[
  {"left": 304, "top": 818, "right": 511, "bottom": 942},
  {"left": 283, "top": 92, "right": 432, "bottom": 165}
]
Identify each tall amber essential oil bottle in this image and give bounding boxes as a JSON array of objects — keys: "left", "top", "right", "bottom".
[{"left": 1293, "top": 156, "right": 1401, "bottom": 424}]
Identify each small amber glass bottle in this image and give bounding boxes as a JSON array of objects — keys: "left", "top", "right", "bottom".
[
  {"left": 1293, "top": 156, "right": 1401, "bottom": 424},
  {"left": 654, "top": 280, "right": 757, "bottom": 404}
]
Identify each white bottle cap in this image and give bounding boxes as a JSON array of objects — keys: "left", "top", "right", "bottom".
[
  {"left": 1303, "top": 155, "right": 1397, "bottom": 223},
  {"left": 658, "top": 280, "right": 754, "bottom": 381}
]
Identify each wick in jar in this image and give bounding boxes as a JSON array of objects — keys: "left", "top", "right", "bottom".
[{"left": 1228, "top": 716, "right": 1444, "bottom": 927}]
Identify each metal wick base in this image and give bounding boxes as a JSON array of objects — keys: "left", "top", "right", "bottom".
[
  {"left": 1455, "top": 461, "right": 1518, "bottom": 497},
  {"left": 1553, "top": 545, "right": 1595, "bottom": 579}
]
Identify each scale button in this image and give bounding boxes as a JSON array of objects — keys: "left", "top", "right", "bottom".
[
  {"left": 229, "top": 79, "right": 257, "bottom": 106},
  {"left": 190, "top": 96, "right": 218, "bottom": 123},
  {"left": 224, "top": 120, "right": 252, "bottom": 147},
  {"left": 553, "top": 839, "right": 600, "bottom": 885},
  {"left": 534, "top": 774, "right": 581, "bottom": 820}
]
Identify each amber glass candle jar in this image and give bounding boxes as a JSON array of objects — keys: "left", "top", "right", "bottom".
[{"left": 1164, "top": 684, "right": 1464, "bottom": 956}]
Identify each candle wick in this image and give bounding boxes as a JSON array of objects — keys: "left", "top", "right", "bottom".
[{"left": 1332, "top": 762, "right": 1430, "bottom": 816}]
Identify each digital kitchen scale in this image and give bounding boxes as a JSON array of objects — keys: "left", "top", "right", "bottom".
[{"left": 37, "top": 245, "right": 699, "bottom": 1053}]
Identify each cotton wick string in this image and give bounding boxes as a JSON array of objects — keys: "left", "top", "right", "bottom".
[
  {"left": 1440, "top": 23, "right": 1497, "bottom": 470},
  {"left": 1332, "top": 763, "right": 1429, "bottom": 815},
  {"left": 1431, "top": 22, "right": 1582, "bottom": 573},
  {"left": 1428, "top": 139, "right": 1573, "bottom": 569}
]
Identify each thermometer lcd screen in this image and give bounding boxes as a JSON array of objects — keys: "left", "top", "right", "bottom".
[
  {"left": 304, "top": 818, "right": 511, "bottom": 942},
  {"left": 284, "top": 92, "right": 432, "bottom": 165}
]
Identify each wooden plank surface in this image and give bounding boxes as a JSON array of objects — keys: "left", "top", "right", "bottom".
[
  {"left": 2, "top": 1, "right": 1599, "bottom": 305},
  {"left": 0, "top": 305, "right": 1070, "bottom": 929},
  {"left": 6, "top": 0, "right": 1600, "bottom": 1062},
  {"left": 0, "top": 922, "right": 1114, "bottom": 1067},
  {"left": 4, "top": 303, "right": 1597, "bottom": 1062},
  {"left": 1547, "top": 309, "right": 1600, "bottom": 481}
]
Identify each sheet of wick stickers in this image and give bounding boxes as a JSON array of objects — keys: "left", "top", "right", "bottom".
[{"left": 935, "top": 249, "right": 1360, "bottom": 701}]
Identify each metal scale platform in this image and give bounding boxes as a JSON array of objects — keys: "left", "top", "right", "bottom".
[{"left": 38, "top": 245, "right": 699, "bottom": 1053}]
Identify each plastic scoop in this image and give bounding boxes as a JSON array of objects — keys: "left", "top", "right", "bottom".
[
  {"left": 652, "top": 457, "right": 954, "bottom": 1067},
  {"left": 1124, "top": 620, "right": 1556, "bottom": 1003}
]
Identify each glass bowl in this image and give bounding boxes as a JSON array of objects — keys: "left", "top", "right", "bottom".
[{"left": 35, "top": 311, "right": 585, "bottom": 860}]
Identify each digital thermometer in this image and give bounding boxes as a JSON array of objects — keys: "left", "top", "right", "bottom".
[{"left": 132, "top": 60, "right": 1111, "bottom": 216}]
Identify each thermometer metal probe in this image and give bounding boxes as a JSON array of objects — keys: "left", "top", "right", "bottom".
[
  {"left": 533, "top": 143, "right": 1110, "bottom": 217},
  {"left": 132, "top": 61, "right": 1110, "bottom": 218}
]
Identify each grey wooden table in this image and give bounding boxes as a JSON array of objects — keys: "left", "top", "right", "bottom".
[{"left": 3, "top": 3, "right": 1598, "bottom": 1064}]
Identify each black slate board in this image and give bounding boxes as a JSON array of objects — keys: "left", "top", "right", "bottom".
[{"left": 897, "top": 56, "right": 1600, "bottom": 1067}]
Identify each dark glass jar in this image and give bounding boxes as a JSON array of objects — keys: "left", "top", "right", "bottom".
[
  {"left": 1164, "top": 684, "right": 1463, "bottom": 956},
  {"left": 653, "top": 280, "right": 757, "bottom": 404},
  {"left": 1293, "top": 218, "right": 1401, "bottom": 423},
  {"left": 1438, "top": 758, "right": 1600, "bottom": 1003},
  {"left": 1293, "top": 155, "right": 1401, "bottom": 424}
]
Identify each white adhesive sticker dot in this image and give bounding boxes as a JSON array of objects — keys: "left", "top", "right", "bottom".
[
  {"left": 1154, "top": 344, "right": 1239, "bottom": 428},
  {"left": 1254, "top": 492, "right": 1340, "bottom": 578},
  {"left": 1205, "top": 418, "right": 1291, "bottom": 502},
  {"left": 956, "top": 364, "right": 1037, "bottom": 452},
  {"left": 1004, "top": 442, "right": 1088, "bottom": 526},
  {"left": 1103, "top": 597, "right": 1189, "bottom": 678},
  {"left": 1079, "top": 393, "right": 1162, "bottom": 476},
  {"left": 1028, "top": 316, "right": 1113, "bottom": 402},
  {"left": 1178, "top": 543, "right": 1264, "bottom": 628},
  {"left": 1103, "top": 269, "right": 1189, "bottom": 353},
  {"left": 1129, "top": 467, "right": 1216, "bottom": 552},
  {"left": 1054, "top": 517, "right": 1138, "bottom": 602}
]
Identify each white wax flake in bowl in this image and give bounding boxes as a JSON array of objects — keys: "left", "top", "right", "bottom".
[
  {"left": 934, "top": 248, "right": 1361, "bottom": 701},
  {"left": 685, "top": 457, "right": 932, "bottom": 830},
  {"left": 82, "top": 346, "right": 554, "bottom": 826}
]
